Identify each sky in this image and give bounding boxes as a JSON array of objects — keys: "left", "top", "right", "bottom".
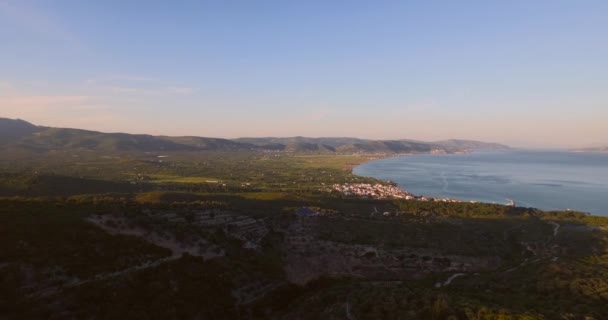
[{"left": 1, "top": 0, "right": 607, "bottom": 148}]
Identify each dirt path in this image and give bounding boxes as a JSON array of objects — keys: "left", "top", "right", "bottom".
[
  {"left": 345, "top": 293, "right": 356, "bottom": 320},
  {"left": 435, "top": 273, "right": 465, "bottom": 288},
  {"left": 71, "top": 256, "right": 179, "bottom": 287},
  {"left": 28, "top": 215, "right": 226, "bottom": 299},
  {"left": 27, "top": 255, "right": 179, "bottom": 299},
  {"left": 232, "top": 281, "right": 286, "bottom": 305},
  {"left": 87, "top": 215, "right": 225, "bottom": 259},
  {"left": 345, "top": 300, "right": 355, "bottom": 320},
  {"left": 443, "top": 273, "right": 465, "bottom": 286},
  {"left": 547, "top": 221, "right": 560, "bottom": 237}
]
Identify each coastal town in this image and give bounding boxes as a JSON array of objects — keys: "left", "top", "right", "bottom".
[{"left": 331, "top": 182, "right": 461, "bottom": 203}]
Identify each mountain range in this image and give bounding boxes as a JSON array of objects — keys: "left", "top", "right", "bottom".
[{"left": 0, "top": 117, "right": 509, "bottom": 154}]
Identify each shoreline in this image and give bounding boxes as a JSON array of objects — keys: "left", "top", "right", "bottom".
[
  {"left": 343, "top": 151, "right": 451, "bottom": 171},
  {"left": 343, "top": 152, "right": 468, "bottom": 204},
  {"left": 349, "top": 152, "right": 522, "bottom": 206},
  {"left": 349, "top": 150, "right": 607, "bottom": 215}
]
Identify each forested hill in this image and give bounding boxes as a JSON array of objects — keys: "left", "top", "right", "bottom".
[
  {"left": 233, "top": 137, "right": 445, "bottom": 153},
  {"left": 0, "top": 118, "right": 43, "bottom": 142},
  {"left": 432, "top": 139, "right": 511, "bottom": 151},
  {"left": 0, "top": 117, "right": 508, "bottom": 154},
  {"left": 0, "top": 118, "right": 259, "bottom": 153}
]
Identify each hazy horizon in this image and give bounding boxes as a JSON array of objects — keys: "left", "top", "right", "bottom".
[
  {"left": 0, "top": 115, "right": 594, "bottom": 151},
  {"left": 1, "top": 1, "right": 607, "bottom": 148}
]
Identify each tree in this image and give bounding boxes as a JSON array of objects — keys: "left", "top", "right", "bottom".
[{"left": 432, "top": 295, "right": 450, "bottom": 320}]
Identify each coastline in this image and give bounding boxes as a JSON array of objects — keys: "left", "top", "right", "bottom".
[
  {"left": 343, "top": 150, "right": 455, "bottom": 171},
  {"left": 342, "top": 152, "right": 468, "bottom": 204},
  {"left": 349, "top": 150, "right": 608, "bottom": 215},
  {"left": 349, "top": 151, "right": 519, "bottom": 206},
  {"left": 345, "top": 153, "right": 408, "bottom": 169}
]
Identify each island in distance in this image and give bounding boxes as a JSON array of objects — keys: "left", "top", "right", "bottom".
[
  {"left": 570, "top": 146, "right": 608, "bottom": 153},
  {"left": 2, "top": 117, "right": 608, "bottom": 319}
]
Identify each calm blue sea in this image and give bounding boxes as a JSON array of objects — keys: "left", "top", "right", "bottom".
[{"left": 353, "top": 150, "right": 608, "bottom": 215}]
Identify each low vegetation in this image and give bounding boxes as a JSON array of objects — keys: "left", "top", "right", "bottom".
[{"left": 0, "top": 118, "right": 606, "bottom": 319}]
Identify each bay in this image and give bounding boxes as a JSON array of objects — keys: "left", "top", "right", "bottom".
[{"left": 353, "top": 150, "right": 608, "bottom": 215}]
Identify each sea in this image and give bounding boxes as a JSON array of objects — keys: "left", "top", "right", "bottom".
[{"left": 353, "top": 150, "right": 608, "bottom": 216}]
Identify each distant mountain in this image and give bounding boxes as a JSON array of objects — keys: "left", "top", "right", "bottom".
[
  {"left": 0, "top": 118, "right": 509, "bottom": 154},
  {"left": 236, "top": 137, "right": 509, "bottom": 153},
  {"left": 432, "top": 139, "right": 511, "bottom": 151},
  {"left": 233, "top": 137, "right": 367, "bottom": 151},
  {"left": 234, "top": 137, "right": 442, "bottom": 153},
  {"left": 337, "top": 140, "right": 439, "bottom": 153},
  {"left": 0, "top": 118, "right": 256, "bottom": 153},
  {"left": 0, "top": 118, "right": 43, "bottom": 142}
]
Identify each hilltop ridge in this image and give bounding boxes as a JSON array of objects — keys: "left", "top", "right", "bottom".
[
  {"left": 0, "top": 117, "right": 509, "bottom": 154},
  {"left": 1, "top": 117, "right": 608, "bottom": 320}
]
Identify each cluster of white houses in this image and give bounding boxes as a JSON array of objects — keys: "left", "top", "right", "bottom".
[
  {"left": 331, "top": 183, "right": 461, "bottom": 203},
  {"left": 332, "top": 183, "right": 409, "bottom": 199}
]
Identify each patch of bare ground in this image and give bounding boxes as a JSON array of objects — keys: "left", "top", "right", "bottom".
[
  {"left": 281, "top": 216, "right": 500, "bottom": 285},
  {"left": 87, "top": 214, "right": 224, "bottom": 259}
]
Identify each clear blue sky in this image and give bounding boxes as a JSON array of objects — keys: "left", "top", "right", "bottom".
[{"left": 1, "top": 0, "right": 607, "bottom": 147}]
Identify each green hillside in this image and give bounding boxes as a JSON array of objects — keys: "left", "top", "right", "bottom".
[
  {"left": 0, "top": 118, "right": 508, "bottom": 155},
  {"left": 2, "top": 118, "right": 607, "bottom": 319}
]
